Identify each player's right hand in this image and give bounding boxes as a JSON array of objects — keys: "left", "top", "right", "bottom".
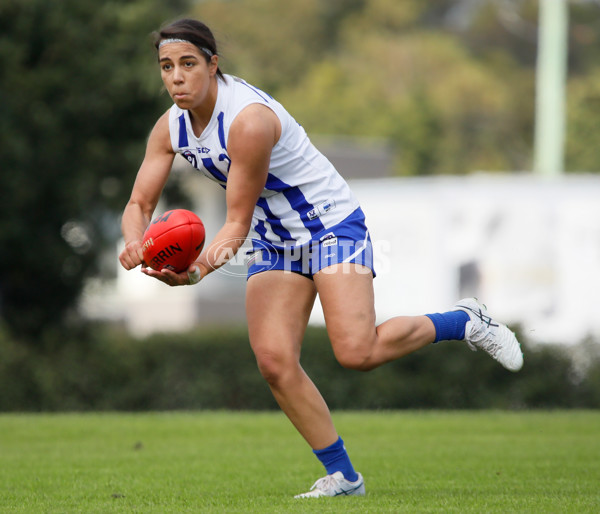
[{"left": 119, "top": 240, "right": 145, "bottom": 270}]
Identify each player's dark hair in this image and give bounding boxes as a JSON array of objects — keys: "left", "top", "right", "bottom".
[{"left": 153, "top": 18, "right": 224, "bottom": 79}]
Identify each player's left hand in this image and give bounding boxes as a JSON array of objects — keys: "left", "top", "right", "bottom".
[{"left": 142, "top": 265, "right": 201, "bottom": 287}]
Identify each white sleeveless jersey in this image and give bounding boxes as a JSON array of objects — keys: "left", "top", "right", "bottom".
[{"left": 168, "top": 74, "right": 359, "bottom": 248}]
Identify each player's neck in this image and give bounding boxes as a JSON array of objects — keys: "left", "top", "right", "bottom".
[{"left": 189, "top": 77, "right": 219, "bottom": 136}]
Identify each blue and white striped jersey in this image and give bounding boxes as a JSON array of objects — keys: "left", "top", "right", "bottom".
[{"left": 168, "top": 74, "right": 359, "bottom": 248}]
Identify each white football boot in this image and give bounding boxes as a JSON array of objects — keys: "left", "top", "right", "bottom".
[
  {"left": 454, "top": 298, "right": 524, "bottom": 372},
  {"left": 294, "top": 471, "right": 365, "bottom": 498}
]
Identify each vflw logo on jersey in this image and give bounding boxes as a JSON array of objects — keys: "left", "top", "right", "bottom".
[
  {"left": 182, "top": 147, "right": 211, "bottom": 169},
  {"left": 182, "top": 150, "right": 198, "bottom": 169}
]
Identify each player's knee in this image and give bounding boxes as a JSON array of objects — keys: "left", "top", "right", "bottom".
[
  {"left": 337, "top": 354, "right": 375, "bottom": 371},
  {"left": 255, "top": 353, "right": 282, "bottom": 385},
  {"left": 332, "top": 338, "right": 374, "bottom": 371},
  {"left": 254, "top": 350, "right": 295, "bottom": 387}
]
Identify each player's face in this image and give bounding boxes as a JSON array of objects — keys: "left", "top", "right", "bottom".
[{"left": 158, "top": 42, "right": 218, "bottom": 110}]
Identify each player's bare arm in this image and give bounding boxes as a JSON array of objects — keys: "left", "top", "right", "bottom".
[{"left": 119, "top": 111, "right": 175, "bottom": 270}]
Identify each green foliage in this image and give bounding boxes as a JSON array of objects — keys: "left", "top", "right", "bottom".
[
  {"left": 566, "top": 67, "right": 600, "bottom": 172},
  {"left": 0, "top": 0, "right": 185, "bottom": 339},
  {"left": 1, "top": 324, "right": 599, "bottom": 412},
  {"left": 193, "top": 0, "right": 373, "bottom": 93}
]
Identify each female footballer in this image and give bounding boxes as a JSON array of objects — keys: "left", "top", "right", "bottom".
[{"left": 119, "top": 18, "right": 523, "bottom": 498}]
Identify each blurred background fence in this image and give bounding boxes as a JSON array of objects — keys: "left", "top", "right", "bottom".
[{"left": 2, "top": 0, "right": 600, "bottom": 410}]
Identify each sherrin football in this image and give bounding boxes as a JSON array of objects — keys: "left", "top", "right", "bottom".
[{"left": 142, "top": 209, "right": 205, "bottom": 273}]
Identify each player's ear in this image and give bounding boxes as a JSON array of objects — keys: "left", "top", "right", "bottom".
[{"left": 209, "top": 55, "right": 219, "bottom": 76}]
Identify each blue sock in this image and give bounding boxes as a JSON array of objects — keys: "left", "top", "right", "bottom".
[
  {"left": 425, "top": 310, "right": 470, "bottom": 343},
  {"left": 313, "top": 437, "right": 359, "bottom": 482}
]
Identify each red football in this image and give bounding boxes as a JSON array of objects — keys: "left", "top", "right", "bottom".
[{"left": 142, "top": 209, "right": 205, "bottom": 273}]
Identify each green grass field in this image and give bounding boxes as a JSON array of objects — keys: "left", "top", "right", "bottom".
[{"left": 0, "top": 411, "right": 598, "bottom": 513}]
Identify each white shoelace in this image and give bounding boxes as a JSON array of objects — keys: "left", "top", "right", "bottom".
[
  {"left": 311, "top": 474, "right": 340, "bottom": 492},
  {"left": 467, "top": 324, "right": 502, "bottom": 357}
]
